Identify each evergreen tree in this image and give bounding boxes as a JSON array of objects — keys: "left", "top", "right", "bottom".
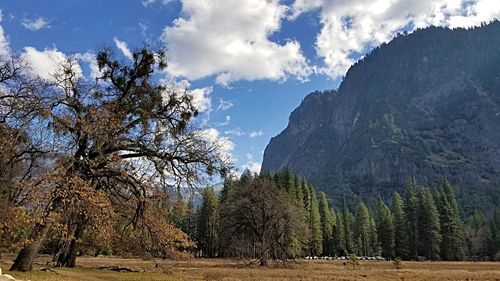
[
  {"left": 377, "top": 199, "right": 395, "bottom": 258},
  {"left": 170, "top": 192, "right": 188, "bottom": 232},
  {"left": 293, "top": 176, "right": 304, "bottom": 208},
  {"left": 354, "top": 202, "right": 371, "bottom": 256},
  {"left": 307, "top": 187, "right": 323, "bottom": 256},
  {"left": 417, "top": 187, "right": 442, "bottom": 260},
  {"left": 282, "top": 169, "right": 294, "bottom": 193},
  {"left": 185, "top": 197, "right": 198, "bottom": 241},
  {"left": 342, "top": 201, "right": 354, "bottom": 254},
  {"left": 369, "top": 216, "right": 379, "bottom": 256},
  {"left": 405, "top": 183, "right": 419, "bottom": 259},
  {"left": 220, "top": 177, "right": 236, "bottom": 206},
  {"left": 302, "top": 180, "right": 311, "bottom": 214},
  {"left": 439, "top": 179, "right": 465, "bottom": 260},
  {"left": 392, "top": 192, "right": 409, "bottom": 259},
  {"left": 198, "top": 188, "right": 219, "bottom": 257},
  {"left": 218, "top": 178, "right": 237, "bottom": 258},
  {"left": 333, "top": 209, "right": 346, "bottom": 256},
  {"left": 240, "top": 169, "right": 253, "bottom": 186},
  {"left": 318, "top": 192, "right": 334, "bottom": 256}
]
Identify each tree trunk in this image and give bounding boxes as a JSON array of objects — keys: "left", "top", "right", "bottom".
[
  {"left": 10, "top": 222, "right": 51, "bottom": 271},
  {"left": 54, "top": 224, "right": 83, "bottom": 267}
]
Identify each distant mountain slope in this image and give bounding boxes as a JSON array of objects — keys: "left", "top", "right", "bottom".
[{"left": 261, "top": 22, "right": 500, "bottom": 215}]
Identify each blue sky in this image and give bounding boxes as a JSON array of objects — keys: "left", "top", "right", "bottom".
[{"left": 0, "top": 0, "right": 498, "bottom": 176}]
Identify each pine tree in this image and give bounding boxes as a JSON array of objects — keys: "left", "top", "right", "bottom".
[
  {"left": 369, "top": 216, "right": 379, "bottom": 256},
  {"left": 318, "top": 192, "right": 334, "bottom": 256},
  {"left": 185, "top": 197, "right": 198, "bottom": 241},
  {"left": 220, "top": 177, "right": 236, "bottom": 206},
  {"left": 218, "top": 178, "right": 237, "bottom": 258},
  {"left": 354, "top": 202, "right": 371, "bottom": 256},
  {"left": 417, "top": 187, "right": 441, "bottom": 260},
  {"left": 392, "top": 192, "right": 409, "bottom": 259},
  {"left": 293, "top": 176, "right": 304, "bottom": 208},
  {"left": 307, "top": 187, "right": 323, "bottom": 256},
  {"left": 282, "top": 169, "right": 294, "bottom": 193},
  {"left": 333, "top": 209, "right": 346, "bottom": 256},
  {"left": 170, "top": 192, "right": 188, "bottom": 232},
  {"left": 329, "top": 207, "right": 337, "bottom": 254},
  {"left": 405, "top": 183, "right": 419, "bottom": 259},
  {"left": 439, "top": 179, "right": 465, "bottom": 260},
  {"left": 377, "top": 199, "right": 395, "bottom": 258},
  {"left": 302, "top": 180, "right": 311, "bottom": 214},
  {"left": 198, "top": 188, "right": 219, "bottom": 257},
  {"left": 342, "top": 201, "right": 354, "bottom": 254},
  {"left": 240, "top": 169, "right": 253, "bottom": 186}
]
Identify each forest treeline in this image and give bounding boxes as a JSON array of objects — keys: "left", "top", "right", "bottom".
[{"left": 172, "top": 170, "right": 500, "bottom": 264}]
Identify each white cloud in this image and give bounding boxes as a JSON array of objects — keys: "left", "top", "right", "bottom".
[
  {"left": 198, "top": 127, "right": 235, "bottom": 162},
  {"left": 224, "top": 127, "right": 263, "bottom": 137},
  {"left": 242, "top": 161, "right": 261, "bottom": 174},
  {"left": 216, "top": 115, "right": 231, "bottom": 126},
  {"left": 0, "top": 10, "right": 9, "bottom": 57},
  {"left": 241, "top": 152, "right": 261, "bottom": 173},
  {"left": 161, "top": 0, "right": 311, "bottom": 85},
  {"left": 22, "top": 17, "right": 50, "bottom": 31},
  {"left": 190, "top": 86, "right": 212, "bottom": 113},
  {"left": 291, "top": 0, "right": 500, "bottom": 78},
  {"left": 448, "top": 0, "right": 500, "bottom": 28},
  {"left": 217, "top": 98, "right": 234, "bottom": 111},
  {"left": 75, "top": 52, "right": 101, "bottom": 79},
  {"left": 224, "top": 127, "right": 245, "bottom": 137},
  {"left": 249, "top": 130, "right": 263, "bottom": 138},
  {"left": 113, "top": 37, "right": 133, "bottom": 60},
  {"left": 142, "top": 0, "right": 173, "bottom": 7},
  {"left": 21, "top": 47, "right": 82, "bottom": 81}
]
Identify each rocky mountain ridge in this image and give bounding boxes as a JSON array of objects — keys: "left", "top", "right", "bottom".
[{"left": 261, "top": 22, "right": 500, "bottom": 214}]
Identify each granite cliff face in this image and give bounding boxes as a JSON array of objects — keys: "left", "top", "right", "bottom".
[{"left": 261, "top": 22, "right": 500, "bottom": 214}]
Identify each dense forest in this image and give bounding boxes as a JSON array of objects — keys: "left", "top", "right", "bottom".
[{"left": 176, "top": 170, "right": 500, "bottom": 265}]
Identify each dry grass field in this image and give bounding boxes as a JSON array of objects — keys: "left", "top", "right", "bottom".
[{"left": 1, "top": 255, "right": 499, "bottom": 281}]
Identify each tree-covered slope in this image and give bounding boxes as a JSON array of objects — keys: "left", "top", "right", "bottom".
[{"left": 262, "top": 22, "right": 500, "bottom": 215}]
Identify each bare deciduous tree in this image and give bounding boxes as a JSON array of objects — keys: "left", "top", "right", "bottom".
[{"left": 220, "top": 177, "right": 305, "bottom": 266}]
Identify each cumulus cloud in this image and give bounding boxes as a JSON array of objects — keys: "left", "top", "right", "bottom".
[
  {"left": 113, "top": 37, "right": 133, "bottom": 60},
  {"left": 198, "top": 127, "right": 235, "bottom": 162},
  {"left": 242, "top": 153, "right": 261, "bottom": 174},
  {"left": 190, "top": 86, "right": 212, "bottom": 113},
  {"left": 242, "top": 161, "right": 262, "bottom": 174},
  {"left": 22, "top": 17, "right": 50, "bottom": 31},
  {"left": 21, "top": 47, "right": 82, "bottom": 81},
  {"left": 161, "top": 0, "right": 311, "bottom": 85},
  {"left": 291, "top": 0, "right": 500, "bottom": 78},
  {"left": 75, "top": 52, "right": 101, "bottom": 79}
]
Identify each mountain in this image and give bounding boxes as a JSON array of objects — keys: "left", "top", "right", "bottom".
[{"left": 261, "top": 22, "right": 500, "bottom": 215}]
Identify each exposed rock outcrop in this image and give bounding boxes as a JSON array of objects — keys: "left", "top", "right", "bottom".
[{"left": 262, "top": 22, "right": 500, "bottom": 214}]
